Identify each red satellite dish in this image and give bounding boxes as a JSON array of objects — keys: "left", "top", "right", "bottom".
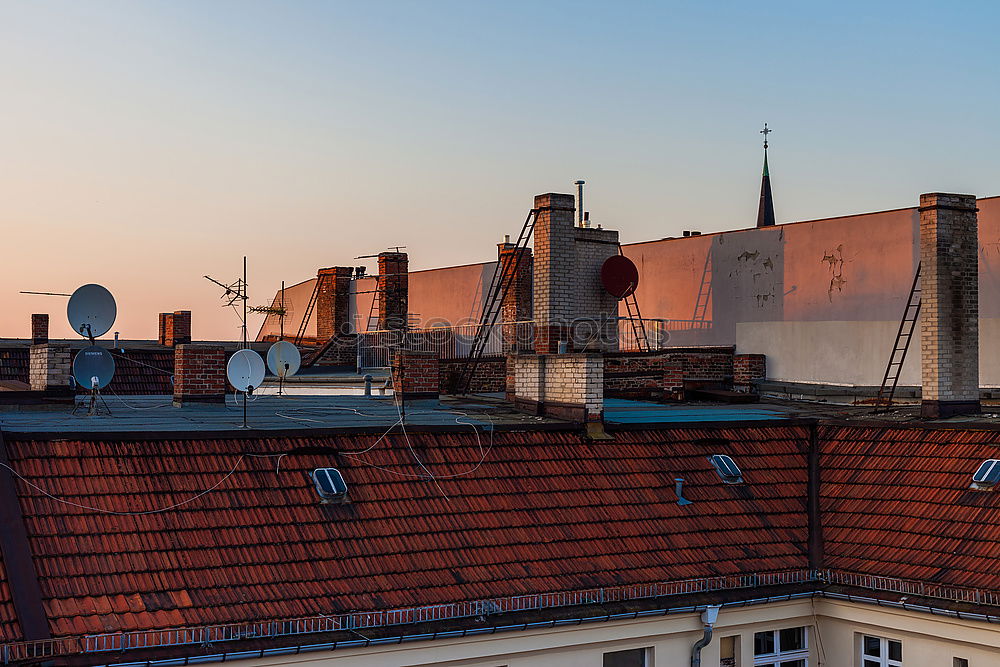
[{"left": 601, "top": 255, "right": 640, "bottom": 299}]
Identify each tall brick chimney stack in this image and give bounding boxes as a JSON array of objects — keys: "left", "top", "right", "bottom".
[
  {"left": 498, "top": 242, "right": 533, "bottom": 352},
  {"left": 533, "top": 193, "right": 576, "bottom": 353},
  {"left": 316, "top": 267, "right": 354, "bottom": 340},
  {"left": 158, "top": 311, "right": 192, "bottom": 347},
  {"left": 377, "top": 252, "right": 408, "bottom": 331},
  {"left": 31, "top": 314, "right": 49, "bottom": 345},
  {"left": 919, "top": 193, "right": 980, "bottom": 418}
]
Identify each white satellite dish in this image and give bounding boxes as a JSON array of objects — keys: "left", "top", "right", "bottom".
[
  {"left": 227, "top": 349, "right": 265, "bottom": 393},
  {"left": 73, "top": 346, "right": 116, "bottom": 389},
  {"left": 67, "top": 284, "right": 117, "bottom": 338},
  {"left": 267, "top": 341, "right": 301, "bottom": 379}
]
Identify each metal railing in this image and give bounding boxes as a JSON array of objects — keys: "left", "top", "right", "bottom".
[
  {"left": 5, "top": 568, "right": 1000, "bottom": 662},
  {"left": 355, "top": 318, "right": 713, "bottom": 369}
]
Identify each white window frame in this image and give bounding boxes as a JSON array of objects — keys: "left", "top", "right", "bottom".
[
  {"left": 860, "top": 635, "right": 902, "bottom": 667},
  {"left": 752, "top": 626, "right": 809, "bottom": 666}
]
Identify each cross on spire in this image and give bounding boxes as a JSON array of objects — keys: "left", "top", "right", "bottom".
[{"left": 760, "top": 123, "right": 772, "bottom": 150}]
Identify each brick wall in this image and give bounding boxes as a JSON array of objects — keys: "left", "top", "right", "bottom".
[
  {"left": 378, "top": 252, "right": 409, "bottom": 331},
  {"left": 734, "top": 354, "right": 766, "bottom": 392},
  {"left": 603, "top": 349, "right": 736, "bottom": 399},
  {"left": 173, "top": 344, "right": 225, "bottom": 404},
  {"left": 158, "top": 311, "right": 192, "bottom": 347},
  {"left": 498, "top": 243, "right": 533, "bottom": 353},
  {"left": 31, "top": 314, "right": 48, "bottom": 345},
  {"left": 316, "top": 266, "right": 353, "bottom": 340},
  {"left": 29, "top": 344, "right": 70, "bottom": 391},
  {"left": 574, "top": 226, "right": 620, "bottom": 351},
  {"left": 391, "top": 350, "right": 438, "bottom": 398},
  {"left": 919, "top": 192, "right": 980, "bottom": 417},
  {"left": 311, "top": 334, "right": 359, "bottom": 367},
  {"left": 512, "top": 353, "right": 603, "bottom": 421},
  {"left": 439, "top": 356, "right": 506, "bottom": 394}
]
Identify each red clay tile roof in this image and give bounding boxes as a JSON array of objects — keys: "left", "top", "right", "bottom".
[
  {"left": 2, "top": 426, "right": 810, "bottom": 637},
  {"left": 102, "top": 349, "right": 174, "bottom": 395},
  {"left": 820, "top": 424, "right": 1000, "bottom": 592},
  {"left": 0, "top": 553, "right": 18, "bottom": 642}
]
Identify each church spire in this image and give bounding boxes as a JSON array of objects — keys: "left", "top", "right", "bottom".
[{"left": 756, "top": 123, "right": 776, "bottom": 228}]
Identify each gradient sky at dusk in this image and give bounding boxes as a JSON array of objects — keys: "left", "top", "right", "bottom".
[{"left": 3, "top": 1, "right": 999, "bottom": 340}]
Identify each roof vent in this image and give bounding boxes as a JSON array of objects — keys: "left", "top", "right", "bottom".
[
  {"left": 312, "top": 468, "right": 349, "bottom": 503},
  {"left": 674, "top": 477, "right": 693, "bottom": 506},
  {"left": 708, "top": 454, "right": 744, "bottom": 484},
  {"left": 971, "top": 459, "right": 1000, "bottom": 490}
]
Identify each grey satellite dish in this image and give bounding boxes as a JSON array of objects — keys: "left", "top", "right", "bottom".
[
  {"left": 73, "top": 346, "right": 116, "bottom": 389},
  {"left": 267, "top": 341, "right": 301, "bottom": 379},
  {"left": 227, "top": 349, "right": 265, "bottom": 393},
  {"left": 67, "top": 284, "right": 117, "bottom": 338}
]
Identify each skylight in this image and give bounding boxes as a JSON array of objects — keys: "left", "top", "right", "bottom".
[
  {"left": 708, "top": 454, "right": 744, "bottom": 484},
  {"left": 971, "top": 460, "right": 1000, "bottom": 490},
  {"left": 312, "top": 468, "right": 348, "bottom": 503}
]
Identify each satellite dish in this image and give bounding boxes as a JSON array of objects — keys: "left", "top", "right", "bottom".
[
  {"left": 227, "top": 349, "right": 265, "bottom": 393},
  {"left": 67, "top": 284, "right": 117, "bottom": 338},
  {"left": 601, "top": 255, "right": 640, "bottom": 299},
  {"left": 267, "top": 341, "right": 301, "bottom": 378},
  {"left": 73, "top": 346, "right": 116, "bottom": 389}
]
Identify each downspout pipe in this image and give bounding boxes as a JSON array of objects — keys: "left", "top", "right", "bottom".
[{"left": 690, "top": 605, "right": 720, "bottom": 667}]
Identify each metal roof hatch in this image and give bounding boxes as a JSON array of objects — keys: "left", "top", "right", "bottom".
[
  {"left": 709, "top": 454, "right": 744, "bottom": 484},
  {"left": 312, "top": 468, "right": 349, "bottom": 503},
  {"left": 971, "top": 459, "right": 1000, "bottom": 490}
]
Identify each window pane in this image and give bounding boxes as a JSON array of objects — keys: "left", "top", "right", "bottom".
[
  {"left": 780, "top": 661, "right": 806, "bottom": 667},
  {"left": 864, "top": 661, "right": 880, "bottom": 667},
  {"left": 603, "top": 648, "right": 646, "bottom": 667},
  {"left": 755, "top": 631, "right": 775, "bottom": 655},
  {"left": 863, "top": 636, "right": 881, "bottom": 657},
  {"left": 888, "top": 640, "right": 902, "bottom": 661},
  {"left": 779, "top": 627, "right": 805, "bottom": 651}
]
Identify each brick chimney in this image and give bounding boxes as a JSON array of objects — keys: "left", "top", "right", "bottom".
[
  {"left": 316, "top": 266, "right": 354, "bottom": 340},
  {"left": 533, "top": 193, "right": 576, "bottom": 353},
  {"left": 497, "top": 242, "right": 532, "bottom": 352},
  {"left": 31, "top": 314, "right": 48, "bottom": 345},
  {"left": 377, "top": 252, "right": 408, "bottom": 331},
  {"left": 919, "top": 193, "right": 980, "bottom": 418},
  {"left": 29, "top": 344, "right": 70, "bottom": 391},
  {"left": 532, "top": 193, "right": 620, "bottom": 353},
  {"left": 158, "top": 311, "right": 192, "bottom": 347},
  {"left": 173, "top": 344, "right": 225, "bottom": 405}
]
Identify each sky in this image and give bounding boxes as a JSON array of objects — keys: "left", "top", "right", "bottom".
[{"left": 2, "top": 0, "right": 999, "bottom": 341}]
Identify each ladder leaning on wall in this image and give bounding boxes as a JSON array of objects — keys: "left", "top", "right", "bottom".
[{"left": 874, "top": 263, "right": 921, "bottom": 414}]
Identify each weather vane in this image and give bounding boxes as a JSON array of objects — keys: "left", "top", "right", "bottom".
[{"left": 760, "top": 123, "right": 772, "bottom": 150}]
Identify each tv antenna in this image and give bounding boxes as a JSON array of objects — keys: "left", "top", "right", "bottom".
[
  {"left": 249, "top": 281, "right": 288, "bottom": 339},
  {"left": 227, "top": 348, "right": 265, "bottom": 428},
  {"left": 204, "top": 256, "right": 250, "bottom": 348},
  {"left": 66, "top": 284, "right": 118, "bottom": 416}
]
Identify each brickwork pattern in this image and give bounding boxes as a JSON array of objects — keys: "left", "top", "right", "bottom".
[
  {"left": 29, "top": 344, "right": 70, "bottom": 391},
  {"left": 603, "top": 350, "right": 736, "bottom": 399},
  {"left": 159, "top": 311, "right": 192, "bottom": 347},
  {"left": 313, "top": 334, "right": 358, "bottom": 367},
  {"left": 498, "top": 243, "right": 533, "bottom": 353},
  {"left": 574, "top": 226, "right": 620, "bottom": 351},
  {"left": 31, "top": 314, "right": 48, "bottom": 345},
  {"left": 173, "top": 345, "right": 225, "bottom": 402},
  {"left": 316, "top": 267, "right": 354, "bottom": 340},
  {"left": 919, "top": 193, "right": 979, "bottom": 405},
  {"left": 513, "top": 353, "right": 603, "bottom": 418},
  {"left": 734, "top": 354, "right": 767, "bottom": 392},
  {"left": 392, "top": 350, "right": 439, "bottom": 396},
  {"left": 378, "top": 253, "right": 409, "bottom": 331},
  {"left": 532, "top": 194, "right": 576, "bottom": 351},
  {"left": 439, "top": 357, "right": 506, "bottom": 394}
]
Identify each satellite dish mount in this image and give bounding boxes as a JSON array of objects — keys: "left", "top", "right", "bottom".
[{"left": 67, "top": 285, "right": 118, "bottom": 416}]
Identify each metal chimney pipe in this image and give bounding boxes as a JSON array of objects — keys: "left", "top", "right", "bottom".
[
  {"left": 674, "top": 478, "right": 693, "bottom": 506},
  {"left": 574, "top": 180, "right": 586, "bottom": 227}
]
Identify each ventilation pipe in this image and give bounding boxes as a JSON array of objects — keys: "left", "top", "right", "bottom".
[
  {"left": 575, "top": 180, "right": 587, "bottom": 227},
  {"left": 690, "top": 605, "right": 721, "bottom": 667}
]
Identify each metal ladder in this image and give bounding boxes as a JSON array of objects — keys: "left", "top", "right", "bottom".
[
  {"left": 619, "top": 245, "right": 650, "bottom": 352},
  {"left": 692, "top": 251, "right": 712, "bottom": 322},
  {"left": 456, "top": 208, "right": 538, "bottom": 394},
  {"left": 293, "top": 275, "right": 324, "bottom": 345},
  {"left": 874, "top": 263, "right": 921, "bottom": 413}
]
